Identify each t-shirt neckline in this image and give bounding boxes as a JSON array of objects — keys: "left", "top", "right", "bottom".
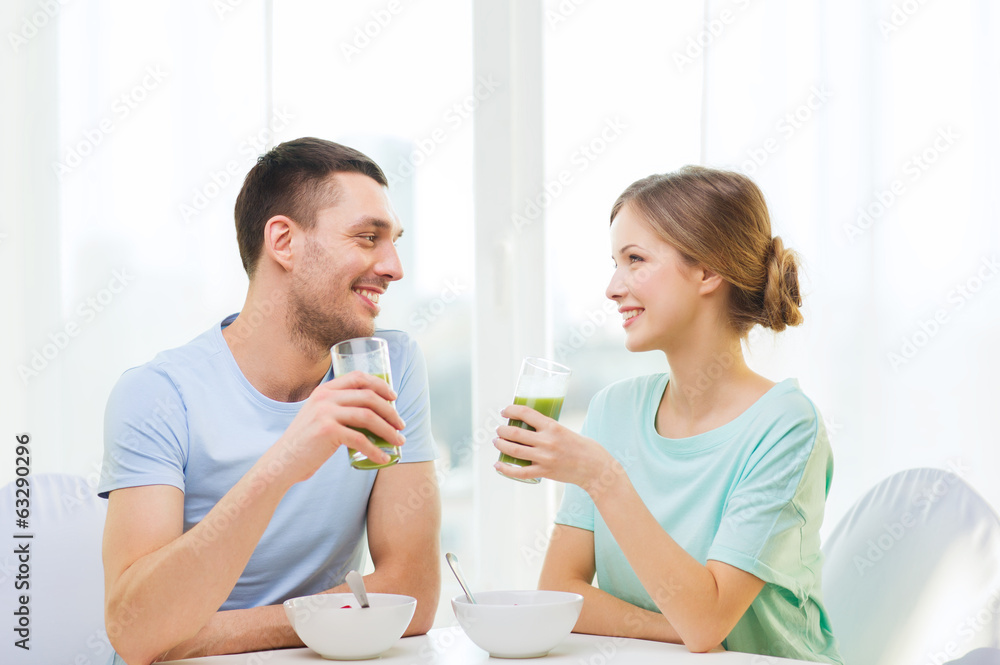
[
  {"left": 645, "top": 374, "right": 798, "bottom": 454},
  {"left": 214, "top": 313, "right": 334, "bottom": 412}
]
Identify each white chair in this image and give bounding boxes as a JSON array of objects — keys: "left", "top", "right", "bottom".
[
  {"left": 946, "top": 647, "right": 1000, "bottom": 665},
  {"left": 0, "top": 473, "right": 111, "bottom": 665},
  {"left": 823, "top": 467, "right": 1000, "bottom": 665}
]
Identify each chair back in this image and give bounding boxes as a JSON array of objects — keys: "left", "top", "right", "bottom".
[
  {"left": 945, "top": 647, "right": 1000, "bottom": 665},
  {"left": 0, "top": 473, "right": 111, "bottom": 665},
  {"left": 823, "top": 467, "right": 1000, "bottom": 665}
]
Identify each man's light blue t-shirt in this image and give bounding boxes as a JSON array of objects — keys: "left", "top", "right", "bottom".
[
  {"left": 555, "top": 374, "right": 842, "bottom": 664},
  {"left": 98, "top": 315, "right": 437, "bottom": 611}
]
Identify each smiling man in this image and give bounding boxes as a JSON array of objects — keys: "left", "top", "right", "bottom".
[{"left": 98, "top": 138, "right": 441, "bottom": 665}]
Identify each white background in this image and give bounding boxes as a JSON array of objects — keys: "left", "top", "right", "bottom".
[{"left": 2, "top": 0, "right": 998, "bottom": 628}]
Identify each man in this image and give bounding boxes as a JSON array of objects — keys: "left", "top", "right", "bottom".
[{"left": 98, "top": 138, "right": 441, "bottom": 664}]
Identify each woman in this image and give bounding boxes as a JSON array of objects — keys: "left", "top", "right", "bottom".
[{"left": 493, "top": 166, "right": 842, "bottom": 663}]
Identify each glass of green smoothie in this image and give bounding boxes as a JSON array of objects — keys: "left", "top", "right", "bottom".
[
  {"left": 498, "top": 357, "right": 571, "bottom": 483},
  {"left": 331, "top": 337, "right": 400, "bottom": 470}
]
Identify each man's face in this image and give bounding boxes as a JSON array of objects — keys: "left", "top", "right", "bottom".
[{"left": 287, "top": 172, "right": 404, "bottom": 352}]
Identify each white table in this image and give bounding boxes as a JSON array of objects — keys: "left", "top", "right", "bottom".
[{"left": 162, "top": 627, "right": 816, "bottom": 664}]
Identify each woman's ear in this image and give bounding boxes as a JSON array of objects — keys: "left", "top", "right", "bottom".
[
  {"left": 699, "top": 266, "right": 725, "bottom": 295},
  {"left": 263, "top": 215, "right": 296, "bottom": 272}
]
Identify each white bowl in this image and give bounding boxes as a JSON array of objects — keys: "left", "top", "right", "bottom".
[
  {"left": 451, "top": 590, "right": 584, "bottom": 658},
  {"left": 283, "top": 592, "right": 416, "bottom": 660}
]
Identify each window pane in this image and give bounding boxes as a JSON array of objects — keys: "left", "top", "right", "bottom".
[
  {"left": 543, "top": 1, "right": 704, "bottom": 432},
  {"left": 272, "top": 0, "right": 474, "bottom": 626}
]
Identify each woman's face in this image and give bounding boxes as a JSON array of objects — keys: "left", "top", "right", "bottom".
[{"left": 606, "top": 203, "right": 709, "bottom": 353}]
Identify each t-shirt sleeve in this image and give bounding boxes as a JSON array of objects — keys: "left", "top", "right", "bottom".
[
  {"left": 553, "top": 401, "right": 598, "bottom": 532},
  {"left": 98, "top": 365, "right": 190, "bottom": 499},
  {"left": 383, "top": 331, "right": 438, "bottom": 464},
  {"left": 706, "top": 400, "right": 829, "bottom": 604}
]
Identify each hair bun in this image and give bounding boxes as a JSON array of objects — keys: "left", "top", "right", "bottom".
[{"left": 762, "top": 236, "right": 803, "bottom": 331}]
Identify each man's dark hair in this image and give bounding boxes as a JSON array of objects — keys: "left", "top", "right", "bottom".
[{"left": 234, "top": 137, "right": 388, "bottom": 277}]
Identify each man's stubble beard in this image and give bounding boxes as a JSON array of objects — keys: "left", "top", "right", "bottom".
[
  {"left": 287, "top": 282, "right": 375, "bottom": 358},
  {"left": 287, "top": 241, "right": 376, "bottom": 357}
]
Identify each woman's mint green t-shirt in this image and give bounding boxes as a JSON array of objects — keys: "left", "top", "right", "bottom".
[{"left": 555, "top": 375, "right": 842, "bottom": 664}]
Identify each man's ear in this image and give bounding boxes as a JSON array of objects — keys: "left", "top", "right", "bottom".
[
  {"left": 699, "top": 266, "right": 725, "bottom": 296},
  {"left": 263, "top": 215, "right": 296, "bottom": 272}
]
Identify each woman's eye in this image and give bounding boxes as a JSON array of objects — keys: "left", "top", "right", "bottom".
[{"left": 629, "top": 254, "right": 643, "bottom": 263}]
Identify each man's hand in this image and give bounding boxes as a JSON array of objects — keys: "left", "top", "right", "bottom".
[{"left": 269, "top": 370, "right": 407, "bottom": 485}]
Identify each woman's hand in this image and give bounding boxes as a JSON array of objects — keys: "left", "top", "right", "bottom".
[{"left": 492, "top": 404, "right": 623, "bottom": 494}]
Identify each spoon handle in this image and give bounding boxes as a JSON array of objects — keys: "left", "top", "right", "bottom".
[
  {"left": 445, "top": 552, "right": 477, "bottom": 605},
  {"left": 346, "top": 569, "right": 370, "bottom": 608}
]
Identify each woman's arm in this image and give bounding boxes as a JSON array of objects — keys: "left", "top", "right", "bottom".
[
  {"left": 538, "top": 525, "right": 683, "bottom": 643},
  {"left": 496, "top": 405, "right": 764, "bottom": 652},
  {"left": 590, "top": 468, "right": 765, "bottom": 652}
]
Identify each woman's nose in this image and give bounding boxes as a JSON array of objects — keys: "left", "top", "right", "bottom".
[{"left": 606, "top": 268, "right": 626, "bottom": 301}]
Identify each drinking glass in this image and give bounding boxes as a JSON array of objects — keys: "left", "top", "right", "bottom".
[
  {"left": 331, "top": 337, "right": 400, "bottom": 470},
  {"left": 497, "top": 357, "right": 571, "bottom": 484}
]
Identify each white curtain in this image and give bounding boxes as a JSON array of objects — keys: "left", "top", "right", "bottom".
[
  {"left": 538, "top": 0, "right": 999, "bottom": 550},
  {"left": 2, "top": 0, "right": 268, "bottom": 483},
  {"left": 699, "top": 0, "right": 1000, "bottom": 530}
]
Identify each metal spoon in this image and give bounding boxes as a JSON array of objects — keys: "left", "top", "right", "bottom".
[
  {"left": 445, "top": 552, "right": 477, "bottom": 604},
  {"left": 346, "top": 570, "right": 370, "bottom": 608}
]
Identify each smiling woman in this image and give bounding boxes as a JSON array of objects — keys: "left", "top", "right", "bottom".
[
  {"left": 493, "top": 166, "right": 841, "bottom": 662},
  {"left": 609, "top": 167, "right": 803, "bottom": 343}
]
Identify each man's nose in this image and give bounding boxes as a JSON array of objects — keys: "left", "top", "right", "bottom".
[{"left": 377, "top": 243, "right": 404, "bottom": 281}]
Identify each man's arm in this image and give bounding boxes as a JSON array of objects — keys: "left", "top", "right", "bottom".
[
  {"left": 362, "top": 460, "right": 441, "bottom": 635},
  {"left": 103, "top": 463, "right": 294, "bottom": 664},
  {"left": 159, "top": 461, "right": 441, "bottom": 660},
  {"left": 103, "top": 372, "right": 404, "bottom": 665}
]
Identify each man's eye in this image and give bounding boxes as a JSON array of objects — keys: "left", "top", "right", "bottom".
[{"left": 361, "top": 234, "right": 376, "bottom": 243}]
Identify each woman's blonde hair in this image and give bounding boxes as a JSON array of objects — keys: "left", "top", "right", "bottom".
[{"left": 610, "top": 165, "right": 803, "bottom": 335}]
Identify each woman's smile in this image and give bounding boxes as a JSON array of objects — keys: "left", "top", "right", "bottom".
[{"left": 621, "top": 307, "right": 643, "bottom": 327}]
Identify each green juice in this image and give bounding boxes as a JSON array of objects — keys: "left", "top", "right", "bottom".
[
  {"left": 348, "top": 373, "right": 401, "bottom": 470},
  {"left": 497, "top": 395, "right": 565, "bottom": 468}
]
